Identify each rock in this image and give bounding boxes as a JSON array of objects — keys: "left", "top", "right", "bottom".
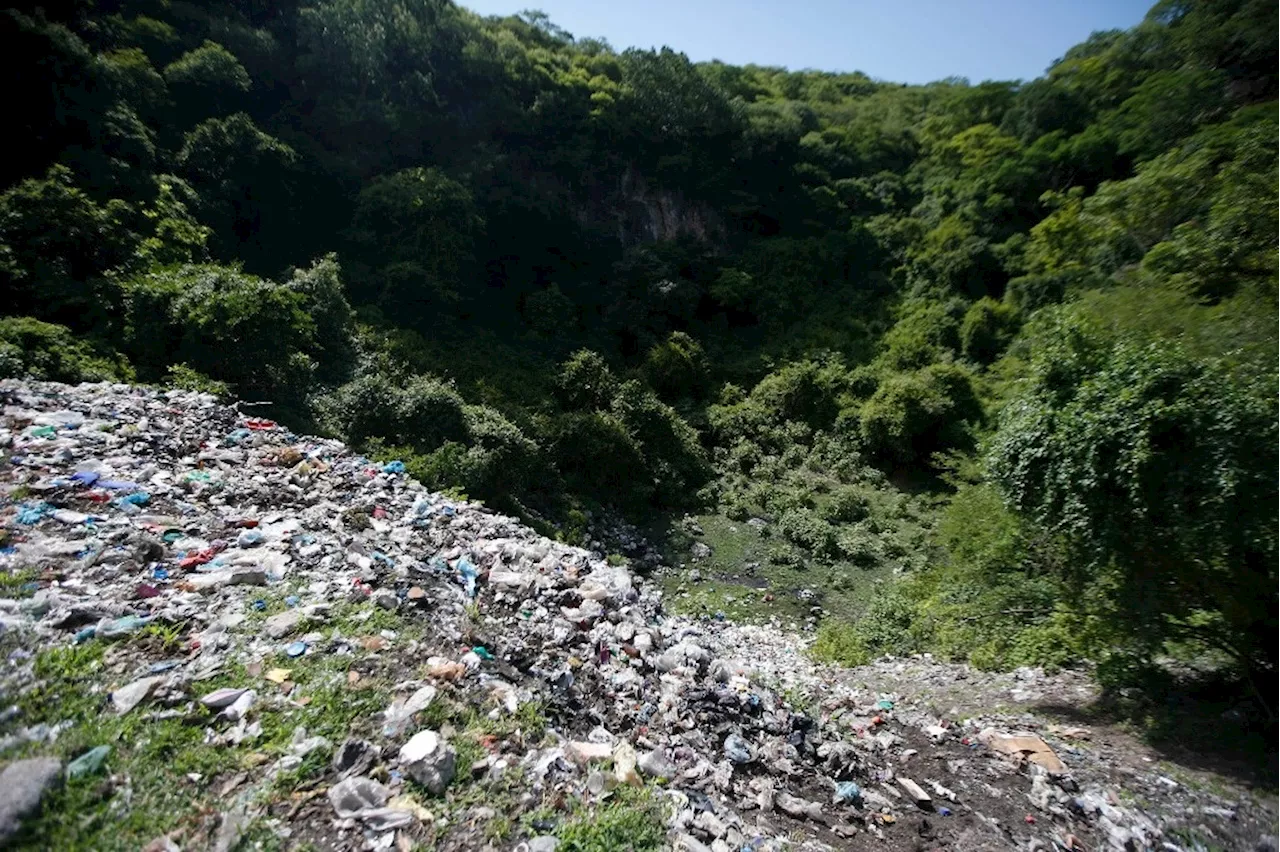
[
  {"left": 332, "top": 739, "right": 379, "bottom": 778},
  {"left": 690, "top": 542, "right": 712, "bottom": 560},
  {"left": 327, "top": 775, "right": 390, "bottom": 818},
  {"left": 111, "top": 675, "right": 163, "bottom": 714},
  {"left": 0, "top": 757, "right": 61, "bottom": 840},
  {"left": 399, "top": 730, "right": 456, "bottom": 794},
  {"left": 372, "top": 589, "right": 399, "bottom": 610},
  {"left": 527, "top": 836, "right": 559, "bottom": 852},
  {"left": 264, "top": 610, "right": 304, "bottom": 639}
]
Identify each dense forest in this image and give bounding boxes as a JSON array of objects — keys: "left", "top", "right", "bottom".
[{"left": 2, "top": 0, "right": 1276, "bottom": 727}]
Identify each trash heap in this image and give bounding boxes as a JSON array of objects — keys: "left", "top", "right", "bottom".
[{"left": 0, "top": 381, "right": 1272, "bottom": 852}]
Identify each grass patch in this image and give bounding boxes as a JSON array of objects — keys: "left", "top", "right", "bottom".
[
  {"left": 555, "top": 786, "right": 668, "bottom": 852},
  {"left": 0, "top": 566, "right": 38, "bottom": 597}
]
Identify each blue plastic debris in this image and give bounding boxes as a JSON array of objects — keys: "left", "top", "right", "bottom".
[
  {"left": 284, "top": 595, "right": 300, "bottom": 608},
  {"left": 73, "top": 627, "right": 97, "bottom": 644},
  {"left": 876, "top": 699, "right": 894, "bottom": 711},
  {"left": 114, "top": 491, "right": 150, "bottom": 508},
  {"left": 939, "top": 807, "right": 952, "bottom": 816},
  {"left": 224, "top": 428, "right": 251, "bottom": 445},
  {"left": 457, "top": 558, "right": 479, "bottom": 598},
  {"left": 835, "top": 781, "right": 863, "bottom": 806},
  {"left": 70, "top": 471, "right": 100, "bottom": 487},
  {"left": 16, "top": 503, "right": 50, "bottom": 525},
  {"left": 723, "top": 733, "right": 754, "bottom": 764},
  {"left": 152, "top": 566, "right": 170, "bottom": 581},
  {"left": 285, "top": 640, "right": 307, "bottom": 657},
  {"left": 382, "top": 460, "right": 406, "bottom": 474},
  {"left": 252, "top": 599, "right": 267, "bottom": 611}
]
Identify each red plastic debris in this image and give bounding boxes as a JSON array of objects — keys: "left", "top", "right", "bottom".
[{"left": 244, "top": 418, "right": 276, "bottom": 430}]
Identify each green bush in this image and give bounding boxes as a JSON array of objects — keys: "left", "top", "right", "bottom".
[
  {"left": 960, "top": 297, "right": 1020, "bottom": 363},
  {"left": 0, "top": 317, "right": 132, "bottom": 384},
  {"left": 555, "top": 349, "right": 619, "bottom": 411},
  {"left": 0, "top": 165, "right": 137, "bottom": 330},
  {"left": 858, "top": 362, "right": 980, "bottom": 463},
  {"left": 876, "top": 300, "right": 963, "bottom": 371},
  {"left": 550, "top": 411, "right": 650, "bottom": 509},
  {"left": 609, "top": 380, "right": 712, "bottom": 506},
  {"left": 641, "top": 331, "right": 710, "bottom": 400},
  {"left": 778, "top": 508, "right": 838, "bottom": 558},
  {"left": 396, "top": 375, "right": 469, "bottom": 449},
  {"left": 989, "top": 288, "right": 1278, "bottom": 678},
  {"left": 812, "top": 621, "right": 870, "bottom": 666},
  {"left": 747, "top": 358, "right": 849, "bottom": 429},
  {"left": 820, "top": 485, "right": 870, "bottom": 523}
]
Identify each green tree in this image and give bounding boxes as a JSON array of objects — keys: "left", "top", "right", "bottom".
[
  {"left": 163, "top": 41, "right": 250, "bottom": 124},
  {"left": 989, "top": 289, "right": 1278, "bottom": 684},
  {"left": 348, "top": 167, "right": 483, "bottom": 315}
]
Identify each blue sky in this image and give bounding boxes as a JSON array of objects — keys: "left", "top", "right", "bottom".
[{"left": 458, "top": 0, "right": 1154, "bottom": 84}]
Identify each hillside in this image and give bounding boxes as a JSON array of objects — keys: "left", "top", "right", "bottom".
[
  {"left": 0, "top": 0, "right": 1277, "bottom": 831},
  {"left": 0, "top": 380, "right": 1275, "bottom": 851}
]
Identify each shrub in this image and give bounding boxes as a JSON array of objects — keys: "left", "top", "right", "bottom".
[
  {"left": 778, "top": 508, "right": 838, "bottom": 558},
  {"left": 747, "top": 358, "right": 848, "bottom": 429},
  {"left": 0, "top": 317, "right": 131, "bottom": 383},
  {"left": 396, "top": 375, "right": 468, "bottom": 449},
  {"left": 876, "top": 300, "right": 963, "bottom": 371},
  {"left": 989, "top": 290, "right": 1278, "bottom": 679},
  {"left": 641, "top": 331, "right": 710, "bottom": 399},
  {"left": 609, "top": 380, "right": 712, "bottom": 506},
  {"left": 960, "top": 297, "right": 1020, "bottom": 363},
  {"left": 820, "top": 485, "right": 870, "bottom": 523},
  {"left": 555, "top": 349, "right": 619, "bottom": 411},
  {"left": 455, "top": 404, "right": 543, "bottom": 495},
  {"left": 858, "top": 362, "right": 980, "bottom": 462},
  {"left": 812, "top": 621, "right": 870, "bottom": 666},
  {"left": 524, "top": 284, "right": 575, "bottom": 336},
  {"left": 550, "top": 411, "right": 650, "bottom": 509},
  {"left": 0, "top": 165, "right": 137, "bottom": 330}
]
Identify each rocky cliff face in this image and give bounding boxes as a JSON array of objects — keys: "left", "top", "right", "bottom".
[{"left": 0, "top": 380, "right": 1271, "bottom": 851}]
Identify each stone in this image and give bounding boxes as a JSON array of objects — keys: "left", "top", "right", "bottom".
[
  {"left": 0, "top": 757, "right": 61, "bottom": 841},
  {"left": 263, "top": 610, "right": 304, "bottom": 639},
  {"left": 399, "top": 730, "right": 456, "bottom": 794},
  {"left": 527, "top": 837, "right": 559, "bottom": 852},
  {"left": 333, "top": 739, "right": 379, "bottom": 778}
]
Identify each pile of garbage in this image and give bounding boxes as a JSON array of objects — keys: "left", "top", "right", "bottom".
[{"left": 0, "top": 381, "right": 1273, "bottom": 852}]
